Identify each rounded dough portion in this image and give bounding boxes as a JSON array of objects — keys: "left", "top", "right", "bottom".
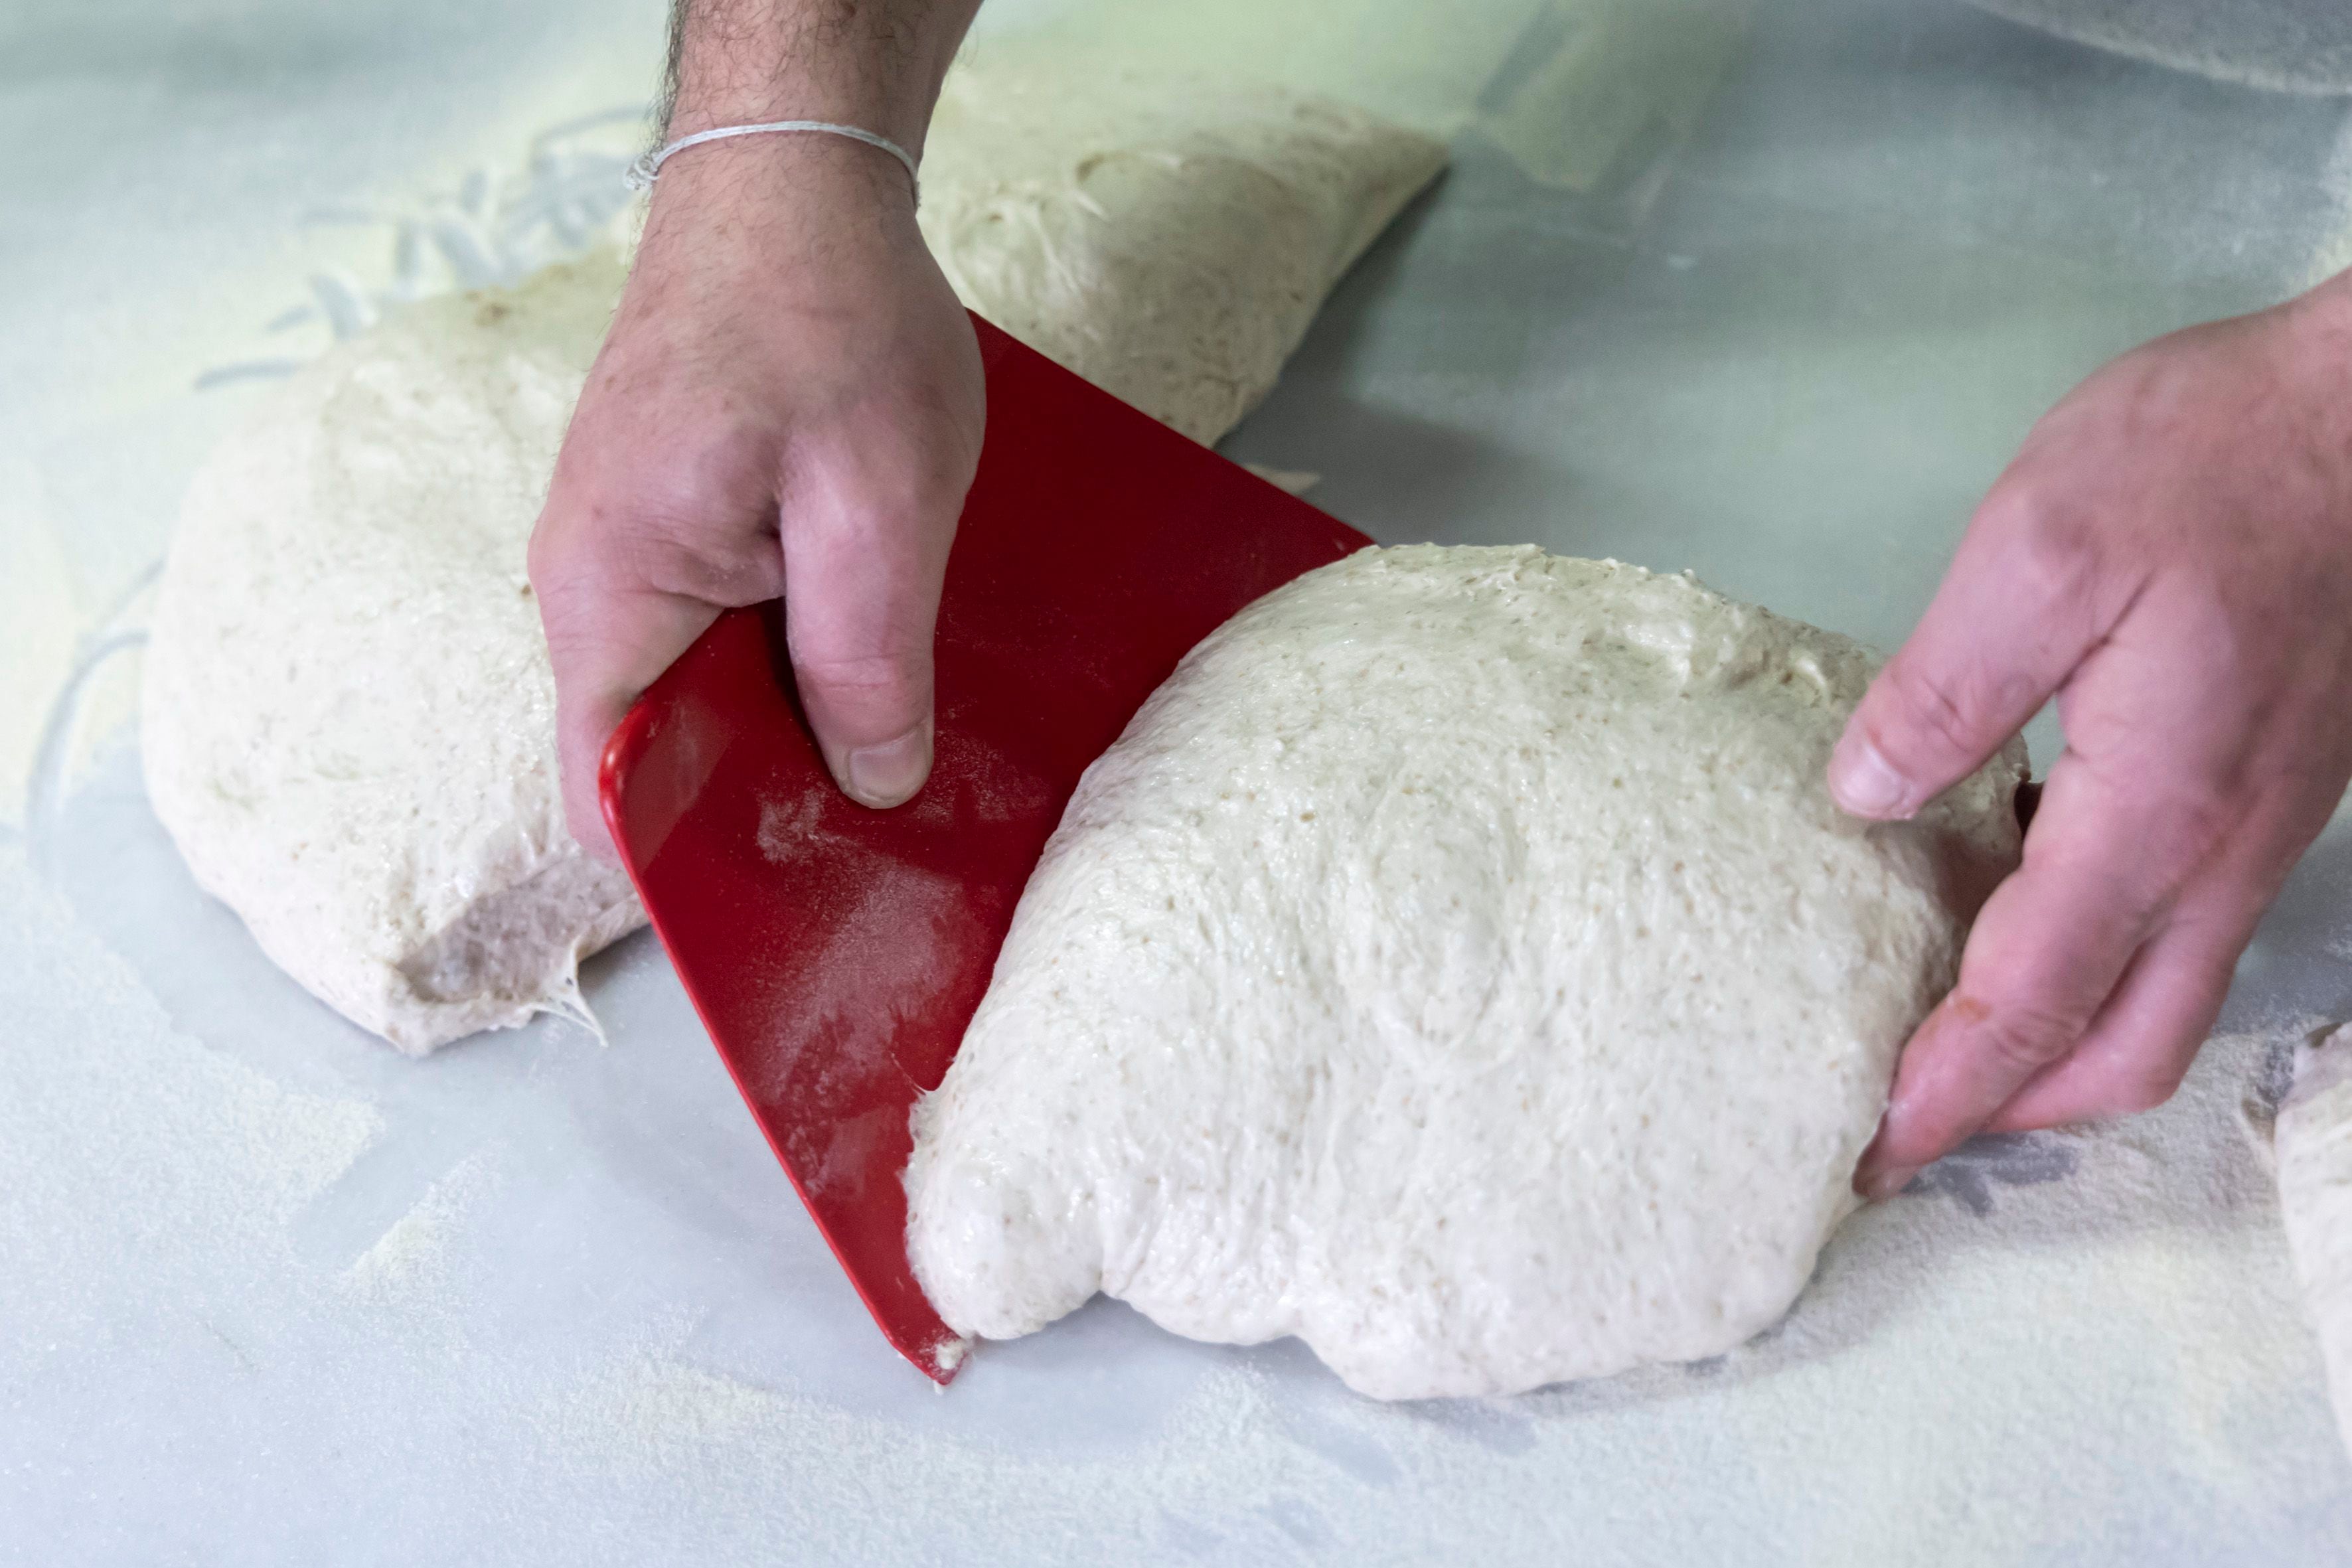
[
  {"left": 918, "top": 58, "right": 1447, "bottom": 445},
  {"left": 905, "top": 544, "right": 2024, "bottom": 1399},
  {"left": 142, "top": 254, "right": 641, "bottom": 1054}
]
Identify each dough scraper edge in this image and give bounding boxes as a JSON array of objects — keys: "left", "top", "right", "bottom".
[{"left": 597, "top": 315, "right": 1370, "bottom": 1384}]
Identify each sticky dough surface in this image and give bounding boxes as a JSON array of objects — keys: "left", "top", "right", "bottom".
[
  {"left": 906, "top": 545, "right": 2024, "bottom": 1399},
  {"left": 142, "top": 256, "right": 640, "bottom": 1052},
  {"left": 919, "top": 61, "right": 1445, "bottom": 445}
]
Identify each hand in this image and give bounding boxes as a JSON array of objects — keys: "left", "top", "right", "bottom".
[
  {"left": 529, "top": 135, "right": 984, "bottom": 858},
  {"left": 1832, "top": 272, "right": 2352, "bottom": 1198}
]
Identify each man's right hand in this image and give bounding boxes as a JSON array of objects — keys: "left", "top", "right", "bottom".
[{"left": 530, "top": 133, "right": 984, "bottom": 859}]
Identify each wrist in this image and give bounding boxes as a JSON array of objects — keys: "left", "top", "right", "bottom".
[
  {"left": 665, "top": 96, "right": 935, "bottom": 165},
  {"left": 665, "top": 4, "right": 975, "bottom": 161},
  {"left": 649, "top": 122, "right": 917, "bottom": 210},
  {"left": 643, "top": 127, "right": 922, "bottom": 262},
  {"left": 628, "top": 132, "right": 930, "bottom": 307}
]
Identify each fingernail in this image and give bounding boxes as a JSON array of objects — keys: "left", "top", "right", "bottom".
[
  {"left": 844, "top": 721, "right": 933, "bottom": 809},
  {"left": 1829, "top": 738, "right": 1915, "bottom": 819},
  {"left": 1863, "top": 1166, "right": 1919, "bottom": 1204},
  {"left": 1861, "top": 1164, "right": 1922, "bottom": 1203}
]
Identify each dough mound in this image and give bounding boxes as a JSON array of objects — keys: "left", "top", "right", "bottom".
[
  {"left": 920, "top": 60, "right": 1446, "bottom": 445},
  {"left": 905, "top": 545, "right": 2024, "bottom": 1399},
  {"left": 143, "top": 70, "right": 1441, "bottom": 1054},
  {"left": 2276, "top": 1026, "right": 2352, "bottom": 1458},
  {"left": 143, "top": 254, "right": 639, "bottom": 1053}
]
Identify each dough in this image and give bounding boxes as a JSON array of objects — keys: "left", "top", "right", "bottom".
[
  {"left": 2275, "top": 1024, "right": 2352, "bottom": 1455},
  {"left": 142, "top": 72, "right": 1446, "bottom": 1052},
  {"left": 905, "top": 545, "right": 2025, "bottom": 1399},
  {"left": 919, "top": 59, "right": 1446, "bottom": 445},
  {"left": 143, "top": 255, "right": 641, "bottom": 1052}
]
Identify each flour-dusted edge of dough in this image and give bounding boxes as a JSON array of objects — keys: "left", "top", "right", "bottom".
[
  {"left": 905, "top": 544, "right": 2025, "bottom": 1399},
  {"left": 2275, "top": 1024, "right": 2352, "bottom": 1458},
  {"left": 142, "top": 253, "right": 642, "bottom": 1054},
  {"left": 919, "top": 60, "right": 1447, "bottom": 446}
]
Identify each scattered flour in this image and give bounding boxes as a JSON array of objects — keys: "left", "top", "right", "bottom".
[
  {"left": 1968, "top": 0, "right": 2352, "bottom": 94},
  {"left": 0, "top": 844, "right": 382, "bottom": 1283},
  {"left": 546, "top": 1010, "right": 2346, "bottom": 1567},
  {"left": 15, "top": 744, "right": 2352, "bottom": 1561},
  {"left": 1243, "top": 463, "right": 1324, "bottom": 496},
  {"left": 0, "top": 836, "right": 388, "bottom": 1499},
  {"left": 342, "top": 1146, "right": 509, "bottom": 1349}
]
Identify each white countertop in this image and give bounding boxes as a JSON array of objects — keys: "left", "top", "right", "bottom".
[{"left": 8, "top": 1, "right": 2352, "bottom": 1561}]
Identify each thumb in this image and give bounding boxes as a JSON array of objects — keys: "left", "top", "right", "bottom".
[
  {"left": 1830, "top": 497, "right": 2108, "bottom": 819},
  {"left": 781, "top": 475, "right": 957, "bottom": 811}
]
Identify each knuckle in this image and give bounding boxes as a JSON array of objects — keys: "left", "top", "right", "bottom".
[
  {"left": 2066, "top": 784, "right": 2237, "bottom": 903},
  {"left": 1962, "top": 993, "right": 2083, "bottom": 1077},
  {"left": 606, "top": 508, "right": 726, "bottom": 592},
  {"left": 524, "top": 512, "right": 601, "bottom": 605},
  {"left": 1995, "top": 481, "right": 2093, "bottom": 562},
  {"left": 793, "top": 647, "right": 929, "bottom": 700},
  {"left": 575, "top": 406, "right": 779, "bottom": 525},
  {"left": 1867, "top": 657, "right": 2027, "bottom": 784},
  {"left": 537, "top": 395, "right": 803, "bottom": 609},
  {"left": 1982, "top": 477, "right": 2120, "bottom": 625},
  {"left": 795, "top": 458, "right": 969, "bottom": 546},
  {"left": 2155, "top": 787, "right": 2236, "bottom": 875},
  {"left": 1878, "top": 659, "right": 1982, "bottom": 764},
  {"left": 571, "top": 495, "right": 785, "bottom": 609},
  {"left": 786, "top": 402, "right": 977, "bottom": 510}
]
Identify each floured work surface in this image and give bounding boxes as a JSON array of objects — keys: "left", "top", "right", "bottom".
[
  {"left": 13, "top": 0, "right": 2352, "bottom": 1561},
  {"left": 17, "top": 795, "right": 2347, "bottom": 1561}
]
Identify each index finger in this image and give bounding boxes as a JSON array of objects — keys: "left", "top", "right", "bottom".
[
  {"left": 528, "top": 487, "right": 772, "bottom": 859},
  {"left": 535, "top": 567, "right": 724, "bottom": 862},
  {"left": 1853, "top": 749, "right": 2227, "bottom": 1195}
]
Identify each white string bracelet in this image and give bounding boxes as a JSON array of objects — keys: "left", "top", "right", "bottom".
[{"left": 624, "top": 121, "right": 919, "bottom": 197}]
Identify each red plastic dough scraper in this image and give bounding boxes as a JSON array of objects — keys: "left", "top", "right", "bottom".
[{"left": 599, "top": 315, "right": 1370, "bottom": 1383}]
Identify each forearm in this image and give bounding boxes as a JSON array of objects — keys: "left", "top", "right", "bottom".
[{"left": 663, "top": 0, "right": 982, "bottom": 156}]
